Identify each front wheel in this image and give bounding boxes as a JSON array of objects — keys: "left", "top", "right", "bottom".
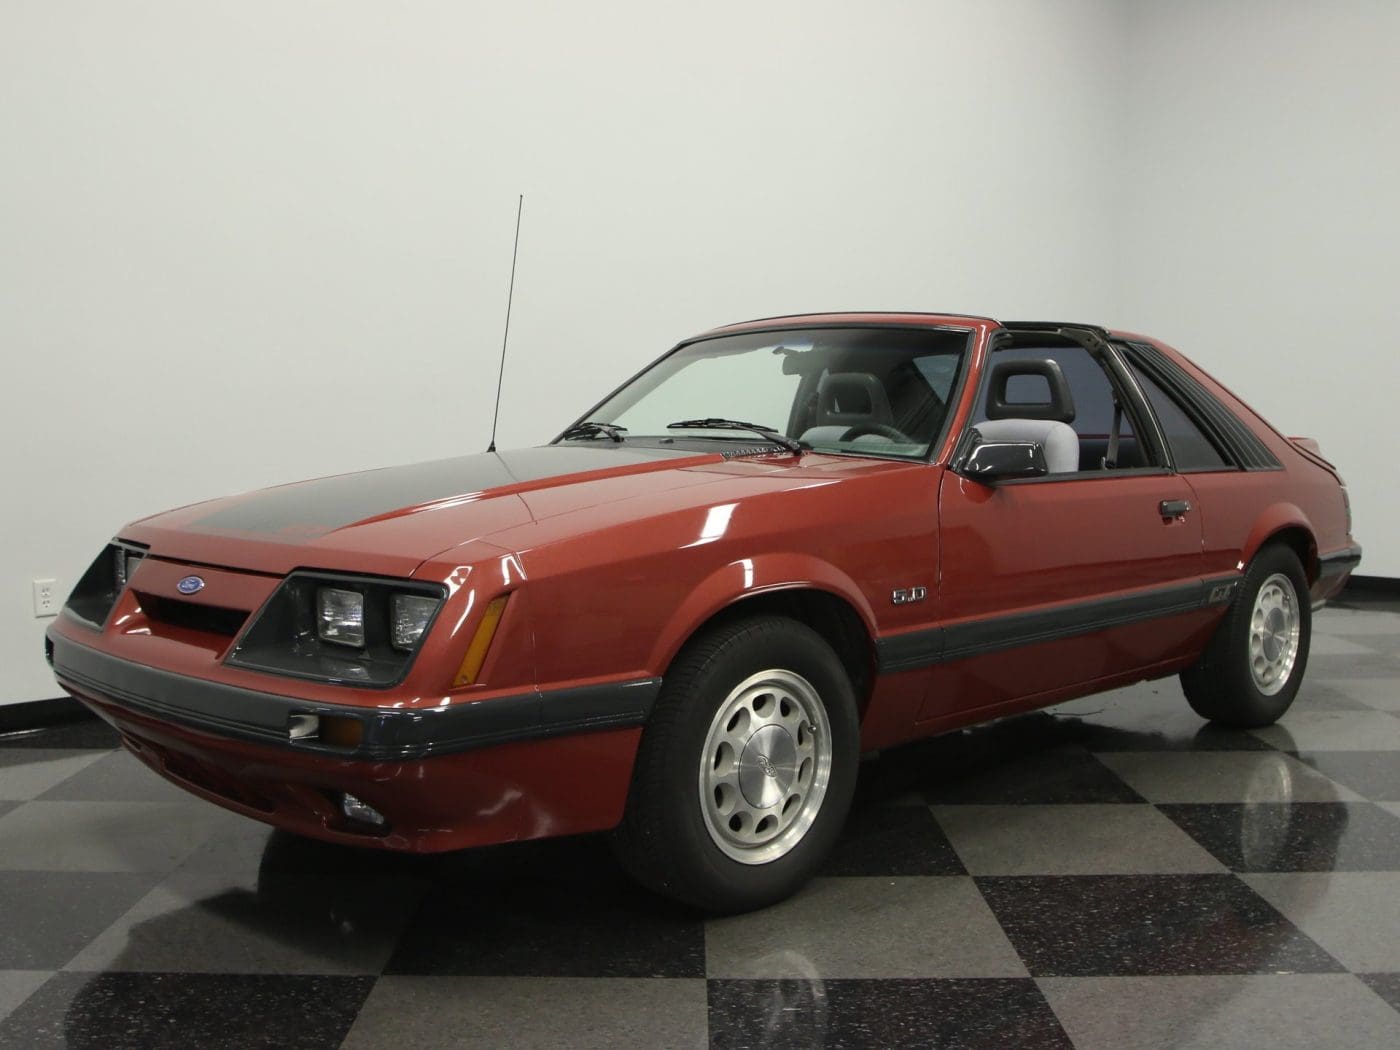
[
  {"left": 1181, "top": 544, "right": 1311, "bottom": 728},
  {"left": 613, "top": 615, "right": 859, "bottom": 913}
]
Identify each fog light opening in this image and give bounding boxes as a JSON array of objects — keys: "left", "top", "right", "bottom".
[
  {"left": 340, "top": 792, "right": 387, "bottom": 827},
  {"left": 320, "top": 715, "right": 364, "bottom": 749}
]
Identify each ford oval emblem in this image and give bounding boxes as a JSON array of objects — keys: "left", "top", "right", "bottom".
[{"left": 176, "top": 575, "right": 205, "bottom": 595}]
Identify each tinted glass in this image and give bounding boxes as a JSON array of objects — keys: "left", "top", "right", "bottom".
[
  {"left": 1129, "top": 365, "right": 1231, "bottom": 471},
  {"left": 579, "top": 327, "right": 972, "bottom": 459}
]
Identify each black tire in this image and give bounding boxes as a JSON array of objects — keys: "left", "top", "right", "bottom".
[
  {"left": 613, "top": 615, "right": 860, "bottom": 913},
  {"left": 1181, "top": 544, "right": 1311, "bottom": 728}
]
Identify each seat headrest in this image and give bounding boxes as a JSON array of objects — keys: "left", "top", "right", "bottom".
[
  {"left": 815, "top": 372, "right": 893, "bottom": 426},
  {"left": 986, "top": 359, "right": 1076, "bottom": 423}
]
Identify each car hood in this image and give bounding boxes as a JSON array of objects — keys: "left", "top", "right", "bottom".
[{"left": 120, "top": 444, "right": 873, "bottom": 578}]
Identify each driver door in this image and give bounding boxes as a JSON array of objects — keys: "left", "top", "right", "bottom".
[{"left": 918, "top": 340, "right": 1208, "bottom": 722}]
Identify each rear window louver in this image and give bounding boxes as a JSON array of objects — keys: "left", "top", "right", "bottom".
[{"left": 1123, "top": 342, "right": 1282, "bottom": 472}]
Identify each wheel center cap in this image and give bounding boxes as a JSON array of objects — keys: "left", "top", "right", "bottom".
[
  {"left": 739, "top": 725, "right": 797, "bottom": 809},
  {"left": 1262, "top": 609, "right": 1287, "bottom": 661}
]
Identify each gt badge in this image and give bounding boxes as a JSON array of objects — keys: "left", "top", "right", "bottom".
[
  {"left": 1208, "top": 582, "right": 1236, "bottom": 603},
  {"left": 891, "top": 586, "right": 928, "bottom": 605}
]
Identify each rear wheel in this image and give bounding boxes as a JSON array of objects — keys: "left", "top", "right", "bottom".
[
  {"left": 1181, "top": 544, "right": 1311, "bottom": 728},
  {"left": 613, "top": 615, "right": 859, "bottom": 913}
]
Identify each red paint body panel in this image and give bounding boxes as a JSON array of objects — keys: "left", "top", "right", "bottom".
[
  {"left": 926, "top": 470, "right": 1209, "bottom": 719},
  {"left": 47, "top": 314, "right": 1360, "bottom": 854}
]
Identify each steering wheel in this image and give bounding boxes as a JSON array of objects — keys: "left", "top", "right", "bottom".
[{"left": 840, "top": 422, "right": 910, "bottom": 442}]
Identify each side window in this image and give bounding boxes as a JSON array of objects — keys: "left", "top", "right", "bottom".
[
  {"left": 972, "top": 346, "right": 1156, "bottom": 473},
  {"left": 1128, "top": 365, "right": 1231, "bottom": 472}
]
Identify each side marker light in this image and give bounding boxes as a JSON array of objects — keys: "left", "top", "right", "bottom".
[{"left": 454, "top": 595, "right": 510, "bottom": 686}]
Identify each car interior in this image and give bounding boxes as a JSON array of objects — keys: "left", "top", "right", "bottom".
[
  {"left": 789, "top": 352, "right": 958, "bottom": 452},
  {"left": 970, "top": 341, "right": 1152, "bottom": 474}
]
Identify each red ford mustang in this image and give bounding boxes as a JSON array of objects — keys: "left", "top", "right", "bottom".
[{"left": 47, "top": 313, "right": 1360, "bottom": 911}]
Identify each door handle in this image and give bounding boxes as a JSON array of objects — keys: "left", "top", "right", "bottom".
[{"left": 1159, "top": 499, "right": 1192, "bottom": 517}]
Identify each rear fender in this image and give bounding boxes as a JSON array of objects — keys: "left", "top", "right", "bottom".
[{"left": 1241, "top": 503, "right": 1317, "bottom": 577}]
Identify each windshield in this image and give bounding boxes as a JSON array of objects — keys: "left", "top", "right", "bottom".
[{"left": 566, "top": 326, "right": 973, "bottom": 459}]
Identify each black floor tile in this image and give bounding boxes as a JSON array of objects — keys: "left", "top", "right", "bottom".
[
  {"left": 976, "top": 874, "right": 1343, "bottom": 977},
  {"left": 1360, "top": 972, "right": 1400, "bottom": 1015},
  {"left": 921, "top": 749, "right": 1145, "bottom": 805},
  {"left": 1046, "top": 697, "right": 1277, "bottom": 752},
  {"left": 0, "top": 871, "right": 159, "bottom": 969},
  {"left": 853, "top": 716, "right": 1150, "bottom": 806},
  {"left": 1294, "top": 752, "right": 1400, "bottom": 802},
  {"left": 822, "top": 803, "right": 966, "bottom": 877},
  {"left": 178, "top": 822, "right": 441, "bottom": 879},
  {"left": 66, "top": 869, "right": 429, "bottom": 976},
  {"left": 707, "top": 978, "right": 1072, "bottom": 1049},
  {"left": 0, "top": 719, "right": 118, "bottom": 751},
  {"left": 1159, "top": 802, "right": 1400, "bottom": 872},
  {"left": 0, "top": 972, "right": 373, "bottom": 1050},
  {"left": 384, "top": 837, "right": 705, "bottom": 977}
]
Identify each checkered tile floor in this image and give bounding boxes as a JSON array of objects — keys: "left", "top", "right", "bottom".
[{"left": 3, "top": 601, "right": 1400, "bottom": 1048}]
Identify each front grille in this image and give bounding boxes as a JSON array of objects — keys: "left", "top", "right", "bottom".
[{"left": 138, "top": 593, "right": 249, "bottom": 637}]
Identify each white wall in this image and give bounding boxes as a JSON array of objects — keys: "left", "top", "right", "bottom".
[
  {"left": 4, "top": 1, "right": 1393, "bottom": 706},
  {"left": 1, "top": 0, "right": 1126, "bottom": 704},
  {"left": 1115, "top": 0, "right": 1400, "bottom": 574}
]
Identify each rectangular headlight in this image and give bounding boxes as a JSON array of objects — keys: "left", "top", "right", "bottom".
[
  {"left": 228, "top": 572, "right": 446, "bottom": 688},
  {"left": 317, "top": 587, "right": 365, "bottom": 648},
  {"left": 390, "top": 594, "right": 440, "bottom": 651}
]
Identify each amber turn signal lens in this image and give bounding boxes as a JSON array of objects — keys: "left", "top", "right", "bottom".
[
  {"left": 454, "top": 595, "right": 510, "bottom": 686},
  {"left": 320, "top": 715, "right": 365, "bottom": 748}
]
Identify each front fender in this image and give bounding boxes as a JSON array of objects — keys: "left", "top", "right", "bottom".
[{"left": 645, "top": 552, "right": 880, "bottom": 675}]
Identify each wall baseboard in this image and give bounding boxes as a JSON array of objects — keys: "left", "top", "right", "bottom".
[
  {"left": 1343, "top": 575, "right": 1400, "bottom": 599},
  {"left": 0, "top": 695, "right": 89, "bottom": 734}
]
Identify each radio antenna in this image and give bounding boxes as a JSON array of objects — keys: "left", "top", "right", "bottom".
[{"left": 486, "top": 194, "right": 524, "bottom": 453}]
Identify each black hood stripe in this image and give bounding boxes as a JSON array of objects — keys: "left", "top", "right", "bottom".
[{"left": 192, "top": 445, "right": 698, "bottom": 537}]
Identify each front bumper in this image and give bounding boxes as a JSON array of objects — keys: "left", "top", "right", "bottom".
[
  {"left": 48, "top": 628, "right": 657, "bottom": 851},
  {"left": 51, "top": 629, "right": 659, "bottom": 761}
]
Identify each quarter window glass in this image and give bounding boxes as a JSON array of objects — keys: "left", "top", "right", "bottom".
[{"left": 1129, "top": 366, "right": 1230, "bottom": 471}]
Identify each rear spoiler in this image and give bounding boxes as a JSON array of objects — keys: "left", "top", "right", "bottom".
[{"left": 1288, "top": 436, "right": 1338, "bottom": 472}]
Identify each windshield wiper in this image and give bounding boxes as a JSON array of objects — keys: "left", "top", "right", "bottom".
[
  {"left": 561, "top": 421, "right": 628, "bottom": 443},
  {"left": 667, "top": 418, "right": 806, "bottom": 454}
]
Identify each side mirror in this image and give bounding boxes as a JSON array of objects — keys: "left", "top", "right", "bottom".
[{"left": 961, "top": 441, "right": 1048, "bottom": 482}]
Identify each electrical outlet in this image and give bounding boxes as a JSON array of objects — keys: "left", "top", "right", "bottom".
[{"left": 32, "top": 578, "right": 59, "bottom": 618}]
